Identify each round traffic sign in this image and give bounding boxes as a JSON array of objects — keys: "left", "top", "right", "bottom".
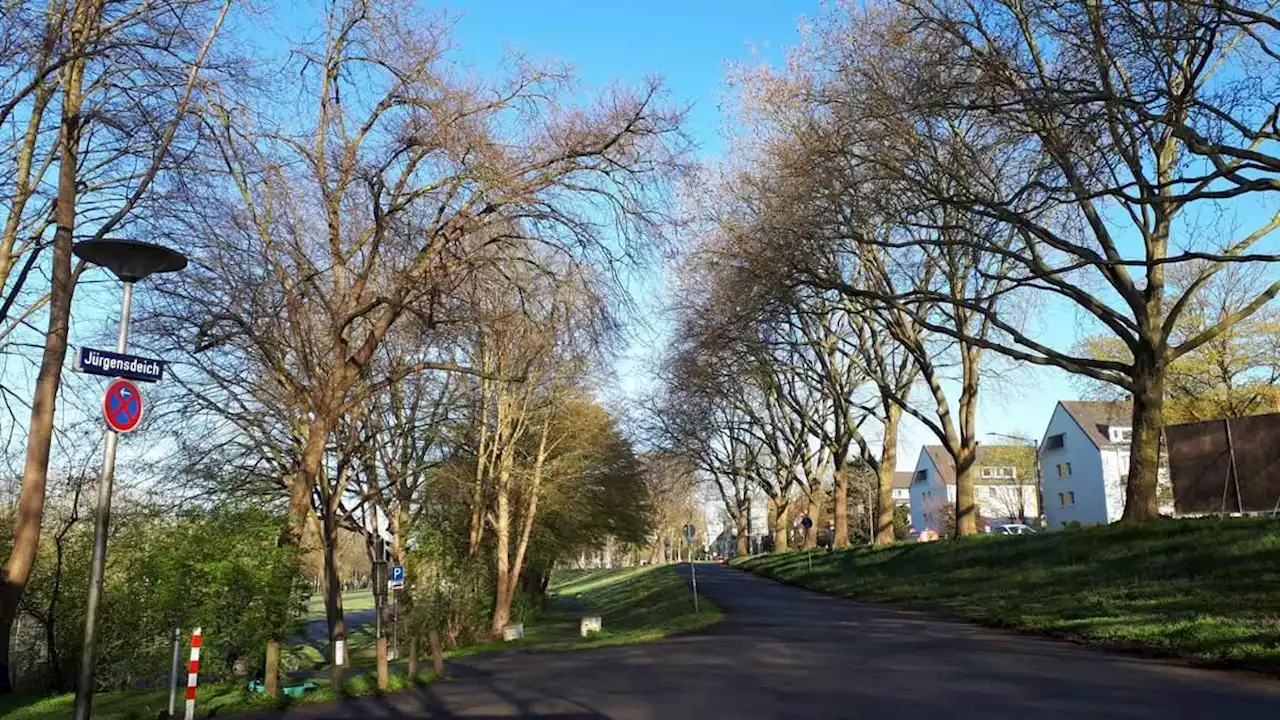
[
  {"left": 801, "top": 516, "right": 813, "bottom": 529},
  {"left": 103, "top": 378, "right": 143, "bottom": 433}
]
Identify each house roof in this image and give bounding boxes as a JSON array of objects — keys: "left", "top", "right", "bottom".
[
  {"left": 1059, "top": 400, "right": 1133, "bottom": 449},
  {"left": 920, "top": 445, "right": 1035, "bottom": 485},
  {"left": 893, "top": 471, "right": 913, "bottom": 489}
]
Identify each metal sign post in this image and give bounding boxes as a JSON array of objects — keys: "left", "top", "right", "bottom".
[
  {"left": 72, "top": 239, "right": 186, "bottom": 720},
  {"left": 683, "top": 524, "right": 698, "bottom": 615},
  {"left": 801, "top": 516, "right": 813, "bottom": 571},
  {"left": 75, "top": 281, "right": 135, "bottom": 719},
  {"left": 167, "top": 625, "right": 181, "bottom": 717}
]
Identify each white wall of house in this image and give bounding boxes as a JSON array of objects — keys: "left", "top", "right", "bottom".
[
  {"left": 1100, "top": 446, "right": 1129, "bottom": 523},
  {"left": 891, "top": 487, "right": 910, "bottom": 506},
  {"left": 975, "top": 483, "right": 1039, "bottom": 521},
  {"left": 909, "top": 452, "right": 954, "bottom": 532},
  {"left": 1039, "top": 404, "right": 1110, "bottom": 528}
]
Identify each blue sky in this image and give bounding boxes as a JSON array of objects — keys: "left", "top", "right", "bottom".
[
  {"left": 0, "top": 1, "right": 1086, "bottom": 478},
  {"left": 444, "top": 0, "right": 1080, "bottom": 465}
]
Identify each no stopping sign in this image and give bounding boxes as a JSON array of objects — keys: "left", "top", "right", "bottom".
[{"left": 103, "top": 378, "right": 143, "bottom": 433}]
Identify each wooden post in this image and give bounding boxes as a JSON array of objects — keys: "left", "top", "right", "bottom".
[
  {"left": 264, "top": 640, "right": 280, "bottom": 697},
  {"left": 376, "top": 637, "right": 388, "bottom": 690},
  {"left": 428, "top": 629, "right": 445, "bottom": 675},
  {"left": 408, "top": 636, "right": 419, "bottom": 679}
]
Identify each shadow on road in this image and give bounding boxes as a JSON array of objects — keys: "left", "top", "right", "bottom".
[{"left": 242, "top": 564, "right": 1280, "bottom": 719}]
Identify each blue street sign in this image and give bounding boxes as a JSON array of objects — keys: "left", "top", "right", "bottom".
[
  {"left": 390, "top": 565, "right": 405, "bottom": 582},
  {"left": 75, "top": 347, "right": 165, "bottom": 383}
]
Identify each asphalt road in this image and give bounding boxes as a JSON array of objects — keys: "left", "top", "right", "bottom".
[{"left": 246, "top": 563, "right": 1280, "bottom": 719}]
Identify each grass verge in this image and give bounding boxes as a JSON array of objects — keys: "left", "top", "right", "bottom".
[
  {"left": 0, "top": 669, "right": 439, "bottom": 720},
  {"left": 732, "top": 517, "right": 1280, "bottom": 675},
  {"left": 0, "top": 564, "right": 716, "bottom": 718},
  {"left": 539, "top": 564, "right": 723, "bottom": 650},
  {"left": 445, "top": 564, "right": 723, "bottom": 658}
]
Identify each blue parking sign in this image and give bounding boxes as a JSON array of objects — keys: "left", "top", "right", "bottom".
[{"left": 390, "top": 565, "right": 405, "bottom": 582}]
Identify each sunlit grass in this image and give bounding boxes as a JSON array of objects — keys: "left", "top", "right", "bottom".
[
  {"left": 733, "top": 517, "right": 1280, "bottom": 674},
  {"left": 2, "top": 565, "right": 716, "bottom": 718}
]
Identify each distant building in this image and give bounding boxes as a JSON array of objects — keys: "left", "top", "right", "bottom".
[
  {"left": 909, "top": 445, "right": 1039, "bottom": 532},
  {"left": 892, "top": 472, "right": 912, "bottom": 507},
  {"left": 1038, "top": 400, "right": 1171, "bottom": 529}
]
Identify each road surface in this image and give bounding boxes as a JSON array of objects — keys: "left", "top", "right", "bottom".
[{"left": 245, "top": 563, "right": 1280, "bottom": 718}]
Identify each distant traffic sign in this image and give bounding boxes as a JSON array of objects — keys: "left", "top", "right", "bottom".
[
  {"left": 76, "top": 347, "right": 164, "bottom": 382},
  {"left": 388, "top": 564, "right": 405, "bottom": 591},
  {"left": 801, "top": 516, "right": 813, "bottom": 529},
  {"left": 102, "top": 379, "right": 143, "bottom": 433},
  {"left": 683, "top": 524, "right": 695, "bottom": 543}
]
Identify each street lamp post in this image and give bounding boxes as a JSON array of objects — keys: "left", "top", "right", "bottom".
[{"left": 72, "top": 239, "right": 187, "bottom": 720}]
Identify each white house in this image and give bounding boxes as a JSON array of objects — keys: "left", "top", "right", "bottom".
[
  {"left": 909, "top": 446, "right": 1040, "bottom": 532},
  {"left": 892, "top": 471, "right": 912, "bottom": 506},
  {"left": 1038, "top": 400, "right": 1172, "bottom": 529}
]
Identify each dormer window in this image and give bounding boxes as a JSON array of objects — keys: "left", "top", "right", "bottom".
[
  {"left": 1109, "top": 426, "right": 1133, "bottom": 443},
  {"left": 914, "top": 469, "right": 927, "bottom": 483}
]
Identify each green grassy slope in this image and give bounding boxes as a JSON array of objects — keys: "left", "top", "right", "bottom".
[
  {"left": 733, "top": 518, "right": 1280, "bottom": 674},
  {"left": 0, "top": 564, "right": 717, "bottom": 719},
  {"left": 545, "top": 564, "right": 722, "bottom": 648}
]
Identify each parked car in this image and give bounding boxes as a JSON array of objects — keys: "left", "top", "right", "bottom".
[{"left": 993, "top": 523, "right": 1036, "bottom": 536}]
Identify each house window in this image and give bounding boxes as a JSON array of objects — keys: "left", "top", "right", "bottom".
[
  {"left": 1059, "top": 492, "right": 1075, "bottom": 507},
  {"left": 1069, "top": 491, "right": 1075, "bottom": 505},
  {"left": 1110, "top": 427, "right": 1133, "bottom": 443},
  {"left": 979, "top": 466, "right": 1015, "bottom": 479},
  {"left": 915, "top": 469, "right": 927, "bottom": 483},
  {"left": 1046, "top": 434, "right": 1065, "bottom": 450},
  {"left": 1056, "top": 462, "right": 1072, "bottom": 477}
]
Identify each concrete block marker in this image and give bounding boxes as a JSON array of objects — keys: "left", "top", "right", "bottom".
[
  {"left": 184, "top": 627, "right": 202, "bottom": 720},
  {"left": 580, "top": 616, "right": 602, "bottom": 637},
  {"left": 502, "top": 623, "right": 524, "bottom": 641}
]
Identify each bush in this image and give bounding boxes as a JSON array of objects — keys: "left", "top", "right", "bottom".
[
  {"left": 19, "top": 507, "right": 306, "bottom": 692},
  {"left": 892, "top": 505, "right": 911, "bottom": 540},
  {"left": 406, "top": 529, "right": 494, "bottom": 648}
]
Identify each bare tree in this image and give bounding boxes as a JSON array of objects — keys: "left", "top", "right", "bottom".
[{"left": 812, "top": 0, "right": 1280, "bottom": 519}]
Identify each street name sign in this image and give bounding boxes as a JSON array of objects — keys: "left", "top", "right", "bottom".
[{"left": 76, "top": 347, "right": 165, "bottom": 383}]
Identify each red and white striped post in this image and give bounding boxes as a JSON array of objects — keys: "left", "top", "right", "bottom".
[{"left": 184, "top": 627, "right": 202, "bottom": 720}]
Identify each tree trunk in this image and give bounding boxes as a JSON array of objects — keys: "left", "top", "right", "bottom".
[
  {"left": 320, "top": 507, "right": 347, "bottom": 691},
  {"left": 285, "top": 418, "right": 328, "bottom": 547},
  {"left": 772, "top": 499, "right": 790, "bottom": 553},
  {"left": 0, "top": 45, "right": 87, "bottom": 691},
  {"left": 265, "top": 641, "right": 279, "bottom": 697},
  {"left": 490, "top": 482, "right": 511, "bottom": 635},
  {"left": 954, "top": 448, "right": 978, "bottom": 537},
  {"left": 1122, "top": 362, "right": 1165, "bottom": 521},
  {"left": 735, "top": 507, "right": 750, "bottom": 555},
  {"left": 428, "top": 629, "right": 445, "bottom": 675},
  {"left": 874, "top": 405, "right": 902, "bottom": 546},
  {"left": 832, "top": 462, "right": 850, "bottom": 549}
]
